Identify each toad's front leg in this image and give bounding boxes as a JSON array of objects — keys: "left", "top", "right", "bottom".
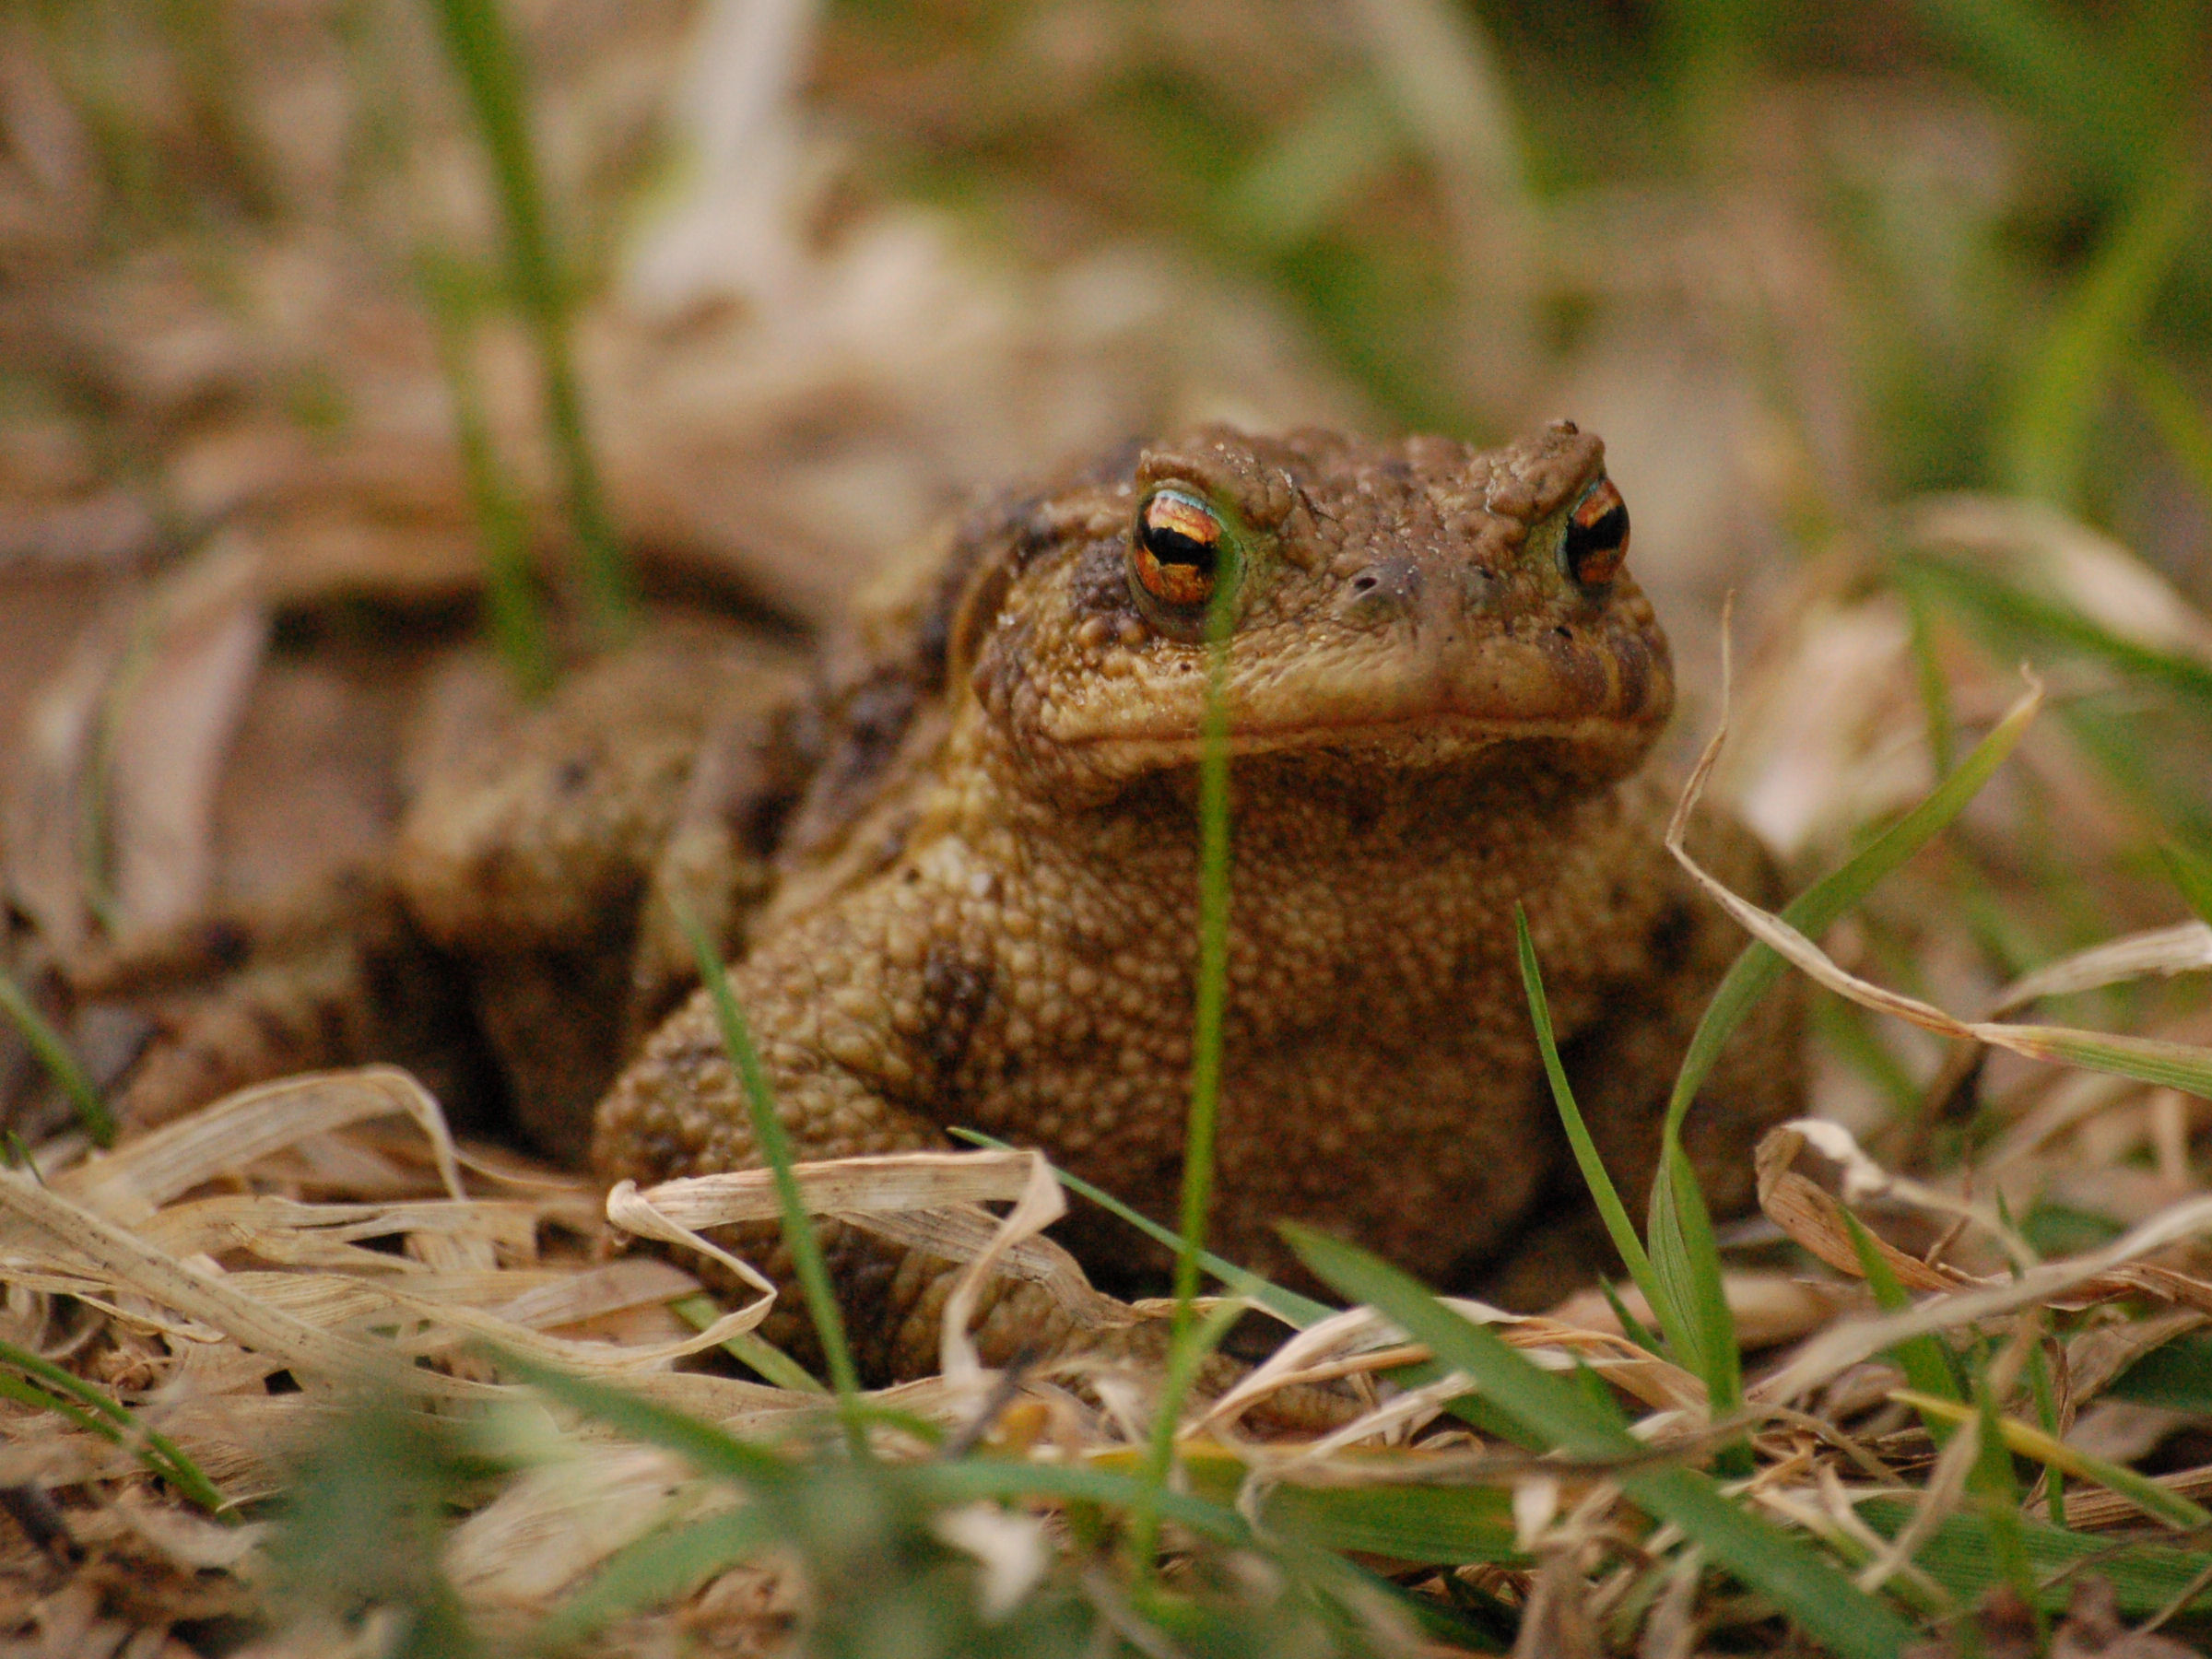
[{"left": 594, "top": 895, "right": 1087, "bottom": 1382}]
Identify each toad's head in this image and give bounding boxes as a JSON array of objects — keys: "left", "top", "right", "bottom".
[{"left": 953, "top": 422, "right": 1673, "bottom": 800}]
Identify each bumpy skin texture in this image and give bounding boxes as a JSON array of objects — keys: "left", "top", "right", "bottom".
[{"left": 591, "top": 423, "right": 1805, "bottom": 1379}]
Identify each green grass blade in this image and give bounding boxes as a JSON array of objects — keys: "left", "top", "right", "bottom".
[
  {"left": 1912, "top": 0, "right": 2165, "bottom": 192},
  {"left": 1645, "top": 1144, "right": 1741, "bottom": 1418},
  {"left": 527, "top": 1506, "right": 773, "bottom": 1652},
  {"left": 1514, "top": 909, "right": 1661, "bottom": 1314},
  {"left": 1288, "top": 1227, "right": 1918, "bottom": 1659},
  {"left": 0, "top": 1338, "right": 228, "bottom": 1515},
  {"left": 1892, "top": 1390, "right": 2212, "bottom": 1531},
  {"left": 1226, "top": 79, "right": 1399, "bottom": 251},
  {"left": 1133, "top": 581, "right": 1237, "bottom": 1567},
  {"left": 1901, "top": 586, "right": 1959, "bottom": 777},
  {"left": 1989, "top": 1024, "right": 2212, "bottom": 1097},
  {"left": 949, "top": 1128, "right": 1334, "bottom": 1330},
  {"left": 1597, "top": 1278, "right": 1665, "bottom": 1358},
  {"left": 0, "top": 967, "right": 113, "bottom": 1147},
  {"left": 667, "top": 1292, "right": 825, "bottom": 1395},
  {"left": 2024, "top": 1335, "right": 2065, "bottom": 1528},
  {"left": 1666, "top": 677, "right": 2040, "bottom": 1129},
  {"left": 416, "top": 253, "right": 555, "bottom": 700},
  {"left": 1260, "top": 1481, "right": 1521, "bottom": 1566},
  {"left": 495, "top": 1348, "right": 798, "bottom": 1493},
  {"left": 423, "top": 0, "right": 634, "bottom": 641},
  {"left": 1967, "top": 1382, "right": 2041, "bottom": 1634},
  {"left": 2160, "top": 843, "right": 2212, "bottom": 924},
  {"left": 2001, "top": 159, "right": 2199, "bottom": 507},
  {"left": 1842, "top": 1212, "right": 1962, "bottom": 1434},
  {"left": 1898, "top": 554, "right": 2212, "bottom": 717},
  {"left": 2126, "top": 353, "right": 2212, "bottom": 508},
  {"left": 2112, "top": 1328, "right": 2212, "bottom": 1412},
  {"left": 674, "top": 906, "right": 865, "bottom": 1440},
  {"left": 1856, "top": 1496, "right": 2212, "bottom": 1616}
]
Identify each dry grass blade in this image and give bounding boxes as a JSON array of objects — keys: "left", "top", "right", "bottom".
[
  {"left": 1757, "top": 1124, "right": 2008, "bottom": 1289},
  {"left": 610, "top": 1148, "right": 1047, "bottom": 1225},
  {"left": 608, "top": 1148, "right": 1138, "bottom": 1355},
  {"left": 1888, "top": 1390, "right": 2212, "bottom": 1530},
  {"left": 54, "top": 1066, "right": 465, "bottom": 1222},
  {"left": 1673, "top": 672, "right": 2212, "bottom": 1101},
  {"left": 1985, "top": 921, "right": 2212, "bottom": 1015},
  {"left": 2, "top": 1163, "right": 428, "bottom": 1391},
  {"left": 1754, "top": 1190, "right": 2212, "bottom": 1406},
  {"left": 1197, "top": 1298, "right": 1709, "bottom": 1443}
]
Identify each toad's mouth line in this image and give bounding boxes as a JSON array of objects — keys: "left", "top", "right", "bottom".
[{"left": 1053, "top": 710, "right": 1665, "bottom": 759}]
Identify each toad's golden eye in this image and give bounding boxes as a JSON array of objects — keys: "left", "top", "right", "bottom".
[
  {"left": 1131, "top": 488, "right": 1222, "bottom": 610},
  {"left": 1565, "top": 477, "right": 1630, "bottom": 586}
]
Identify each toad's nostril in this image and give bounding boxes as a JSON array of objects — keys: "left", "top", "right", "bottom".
[{"left": 1343, "top": 558, "right": 1421, "bottom": 611}]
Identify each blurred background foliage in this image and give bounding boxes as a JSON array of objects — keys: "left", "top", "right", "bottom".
[
  {"left": 4, "top": 0, "right": 2205, "bottom": 686},
  {"left": 13, "top": 0, "right": 2208, "bottom": 537},
  {"left": 3, "top": 0, "right": 2210, "bottom": 1139}
]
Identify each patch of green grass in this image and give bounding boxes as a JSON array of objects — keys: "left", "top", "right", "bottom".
[
  {"left": 1523, "top": 668, "right": 2043, "bottom": 1425},
  {"left": 1288, "top": 1227, "right": 1922, "bottom": 1659}
]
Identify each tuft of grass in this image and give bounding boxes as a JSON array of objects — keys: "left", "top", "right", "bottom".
[
  {"left": 500, "top": 1349, "right": 1431, "bottom": 1654},
  {"left": 0, "top": 1337, "right": 226, "bottom": 1515},
  {"left": 423, "top": 0, "right": 635, "bottom": 645},
  {"left": 1630, "top": 671, "right": 2042, "bottom": 1418}
]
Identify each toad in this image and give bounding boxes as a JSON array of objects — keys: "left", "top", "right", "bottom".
[{"left": 401, "top": 422, "right": 1804, "bottom": 1378}]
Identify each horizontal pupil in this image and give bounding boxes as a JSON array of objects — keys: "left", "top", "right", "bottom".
[
  {"left": 1567, "top": 504, "right": 1627, "bottom": 554},
  {"left": 1145, "top": 525, "right": 1217, "bottom": 571}
]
